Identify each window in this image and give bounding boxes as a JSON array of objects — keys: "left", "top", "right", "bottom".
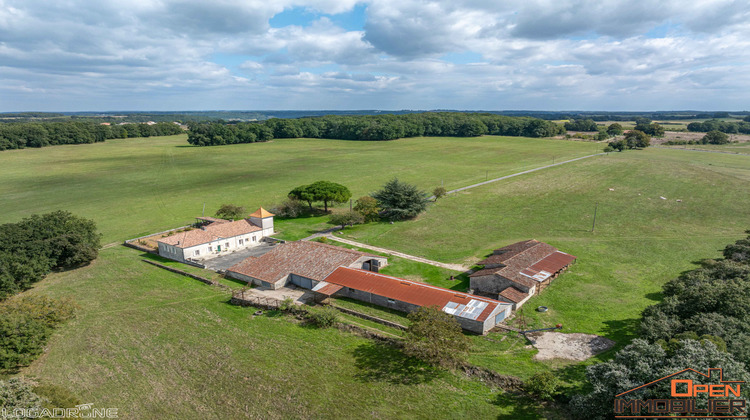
[
  {"left": 387, "top": 298, "right": 396, "bottom": 304},
  {"left": 348, "top": 288, "right": 355, "bottom": 293},
  {"left": 252, "top": 236, "right": 257, "bottom": 242},
  {"left": 239, "top": 239, "right": 244, "bottom": 245},
  {"left": 225, "top": 242, "right": 229, "bottom": 249},
  {"left": 194, "top": 249, "right": 200, "bottom": 256}
]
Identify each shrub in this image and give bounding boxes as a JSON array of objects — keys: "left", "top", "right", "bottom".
[
  {"left": 432, "top": 186, "right": 447, "bottom": 201},
  {"left": 306, "top": 306, "right": 339, "bottom": 328},
  {"left": 329, "top": 211, "right": 365, "bottom": 228},
  {"left": 270, "top": 198, "right": 306, "bottom": 218},
  {"left": 0, "top": 296, "right": 78, "bottom": 371},
  {"left": 35, "top": 384, "right": 81, "bottom": 409},
  {"left": 0, "top": 377, "right": 44, "bottom": 411},
  {"left": 279, "top": 297, "right": 295, "bottom": 312},
  {"left": 353, "top": 196, "right": 380, "bottom": 222},
  {"left": 214, "top": 204, "right": 245, "bottom": 220},
  {"left": 523, "top": 371, "right": 560, "bottom": 400}
]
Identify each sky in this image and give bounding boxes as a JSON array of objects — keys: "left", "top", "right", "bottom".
[{"left": 0, "top": 0, "right": 749, "bottom": 112}]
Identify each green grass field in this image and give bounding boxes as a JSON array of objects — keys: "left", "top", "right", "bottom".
[
  {"left": 2, "top": 134, "right": 749, "bottom": 419},
  {"left": 338, "top": 148, "right": 750, "bottom": 347},
  {"left": 0, "top": 134, "right": 598, "bottom": 244}
]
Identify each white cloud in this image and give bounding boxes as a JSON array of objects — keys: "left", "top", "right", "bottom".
[{"left": 0, "top": 0, "right": 749, "bottom": 111}]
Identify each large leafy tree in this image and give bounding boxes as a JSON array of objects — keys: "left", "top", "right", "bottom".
[
  {"left": 288, "top": 181, "right": 351, "bottom": 212},
  {"left": 701, "top": 130, "right": 730, "bottom": 145},
  {"left": 403, "top": 306, "right": 471, "bottom": 368},
  {"left": 372, "top": 178, "right": 429, "bottom": 221},
  {"left": 0, "top": 211, "right": 100, "bottom": 299},
  {"left": 308, "top": 181, "right": 351, "bottom": 212},
  {"left": 570, "top": 339, "right": 750, "bottom": 419},
  {"left": 606, "top": 123, "right": 624, "bottom": 136}
]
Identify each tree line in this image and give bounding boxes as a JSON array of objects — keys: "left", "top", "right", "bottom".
[
  {"left": 186, "top": 112, "right": 565, "bottom": 145},
  {"left": 0, "top": 121, "right": 184, "bottom": 151},
  {"left": 687, "top": 119, "right": 750, "bottom": 134},
  {"left": 0, "top": 211, "right": 100, "bottom": 374},
  {"left": 571, "top": 232, "right": 750, "bottom": 418}
]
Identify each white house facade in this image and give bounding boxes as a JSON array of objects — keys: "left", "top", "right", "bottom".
[{"left": 157, "top": 208, "right": 275, "bottom": 262}]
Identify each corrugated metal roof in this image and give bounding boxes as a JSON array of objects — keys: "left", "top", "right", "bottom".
[
  {"left": 323, "top": 267, "right": 510, "bottom": 322},
  {"left": 312, "top": 281, "right": 343, "bottom": 296}
]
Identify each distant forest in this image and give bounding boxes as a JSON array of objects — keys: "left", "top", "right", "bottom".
[
  {"left": 0, "top": 121, "right": 184, "bottom": 151},
  {"left": 687, "top": 119, "right": 750, "bottom": 134},
  {"left": 186, "top": 113, "right": 565, "bottom": 145},
  {"left": 3, "top": 110, "right": 748, "bottom": 124}
]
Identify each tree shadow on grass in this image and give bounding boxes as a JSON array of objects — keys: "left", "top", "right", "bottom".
[
  {"left": 600, "top": 318, "right": 640, "bottom": 349},
  {"left": 493, "top": 392, "right": 550, "bottom": 419},
  {"left": 352, "top": 341, "right": 440, "bottom": 385}
]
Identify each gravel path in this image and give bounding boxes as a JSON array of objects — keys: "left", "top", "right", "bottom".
[
  {"left": 326, "top": 235, "right": 470, "bottom": 272},
  {"left": 433, "top": 153, "right": 605, "bottom": 198}
]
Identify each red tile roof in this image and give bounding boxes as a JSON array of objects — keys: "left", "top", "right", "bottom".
[
  {"left": 498, "top": 286, "right": 529, "bottom": 303},
  {"left": 248, "top": 207, "right": 274, "bottom": 218},
  {"left": 323, "top": 267, "right": 509, "bottom": 322},
  {"left": 158, "top": 219, "right": 262, "bottom": 248},
  {"left": 227, "top": 241, "right": 378, "bottom": 284},
  {"left": 470, "top": 240, "right": 576, "bottom": 289}
]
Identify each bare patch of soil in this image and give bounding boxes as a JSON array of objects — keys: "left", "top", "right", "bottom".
[{"left": 526, "top": 332, "right": 614, "bottom": 361}]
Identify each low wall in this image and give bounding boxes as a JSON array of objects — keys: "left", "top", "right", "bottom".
[
  {"left": 230, "top": 292, "right": 283, "bottom": 310},
  {"left": 330, "top": 305, "right": 407, "bottom": 331},
  {"left": 141, "top": 259, "right": 226, "bottom": 289},
  {"left": 124, "top": 242, "right": 158, "bottom": 254}
]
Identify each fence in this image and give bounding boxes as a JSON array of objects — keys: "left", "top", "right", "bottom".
[{"left": 230, "top": 290, "right": 283, "bottom": 310}]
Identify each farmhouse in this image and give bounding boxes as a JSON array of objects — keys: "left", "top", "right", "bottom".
[
  {"left": 469, "top": 240, "right": 576, "bottom": 309},
  {"left": 226, "top": 241, "right": 388, "bottom": 289},
  {"left": 315, "top": 267, "right": 513, "bottom": 334},
  {"left": 157, "top": 207, "right": 275, "bottom": 262}
]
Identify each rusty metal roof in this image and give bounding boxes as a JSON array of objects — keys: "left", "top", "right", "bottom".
[
  {"left": 312, "top": 281, "right": 343, "bottom": 296},
  {"left": 323, "top": 267, "right": 510, "bottom": 322}
]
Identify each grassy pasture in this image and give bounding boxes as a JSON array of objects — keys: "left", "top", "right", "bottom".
[
  {"left": 2, "top": 134, "right": 749, "bottom": 418},
  {"left": 338, "top": 148, "right": 750, "bottom": 350},
  {"left": 25, "top": 246, "right": 538, "bottom": 419},
  {"left": 0, "top": 134, "right": 598, "bottom": 244}
]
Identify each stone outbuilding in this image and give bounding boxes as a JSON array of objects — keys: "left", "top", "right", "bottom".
[
  {"left": 225, "top": 241, "right": 387, "bottom": 290},
  {"left": 315, "top": 267, "right": 513, "bottom": 334},
  {"left": 469, "top": 239, "right": 576, "bottom": 309}
]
